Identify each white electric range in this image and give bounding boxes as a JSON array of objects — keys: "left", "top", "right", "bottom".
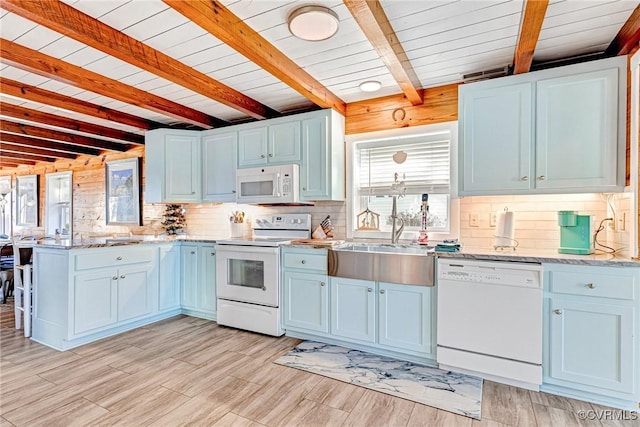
[{"left": 215, "top": 213, "right": 311, "bottom": 336}]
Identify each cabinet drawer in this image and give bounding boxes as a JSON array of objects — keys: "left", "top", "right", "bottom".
[
  {"left": 549, "top": 271, "right": 636, "bottom": 300},
  {"left": 283, "top": 252, "right": 327, "bottom": 272},
  {"left": 75, "top": 247, "right": 154, "bottom": 271}
]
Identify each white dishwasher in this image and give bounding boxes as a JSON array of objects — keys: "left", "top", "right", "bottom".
[{"left": 437, "top": 259, "right": 543, "bottom": 390}]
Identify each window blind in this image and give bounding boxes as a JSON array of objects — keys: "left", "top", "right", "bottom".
[{"left": 356, "top": 131, "right": 450, "bottom": 196}]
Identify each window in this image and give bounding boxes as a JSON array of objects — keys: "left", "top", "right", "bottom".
[{"left": 348, "top": 123, "right": 456, "bottom": 240}]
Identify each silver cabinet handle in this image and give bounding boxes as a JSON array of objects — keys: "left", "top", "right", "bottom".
[
  {"left": 367, "top": 288, "right": 372, "bottom": 292},
  {"left": 301, "top": 260, "right": 306, "bottom": 264},
  {"left": 191, "top": 251, "right": 195, "bottom": 254},
  {"left": 211, "top": 252, "right": 215, "bottom": 256},
  {"left": 112, "top": 276, "right": 118, "bottom": 280},
  {"left": 232, "top": 190, "right": 236, "bottom": 193},
  {"left": 538, "top": 175, "right": 546, "bottom": 180},
  {"left": 320, "top": 282, "right": 325, "bottom": 287},
  {"left": 191, "top": 191, "right": 196, "bottom": 194},
  {"left": 521, "top": 176, "right": 529, "bottom": 181},
  {"left": 116, "top": 256, "right": 123, "bottom": 261},
  {"left": 586, "top": 283, "right": 595, "bottom": 289},
  {"left": 380, "top": 289, "right": 385, "bottom": 294},
  {"left": 554, "top": 309, "right": 562, "bottom": 315},
  {"left": 268, "top": 153, "right": 273, "bottom": 157},
  {"left": 120, "top": 275, "right": 126, "bottom": 279},
  {"left": 302, "top": 187, "right": 306, "bottom": 191},
  {"left": 261, "top": 154, "right": 265, "bottom": 158}
]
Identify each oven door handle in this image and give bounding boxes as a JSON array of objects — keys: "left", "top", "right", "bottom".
[{"left": 274, "top": 172, "right": 281, "bottom": 197}]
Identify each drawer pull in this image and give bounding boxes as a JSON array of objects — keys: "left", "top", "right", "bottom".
[
  {"left": 320, "top": 282, "right": 325, "bottom": 287},
  {"left": 367, "top": 288, "right": 372, "bottom": 292},
  {"left": 554, "top": 309, "right": 562, "bottom": 315},
  {"left": 586, "top": 283, "right": 596, "bottom": 289},
  {"left": 380, "top": 289, "right": 385, "bottom": 294},
  {"left": 112, "top": 276, "right": 118, "bottom": 281},
  {"left": 120, "top": 275, "right": 126, "bottom": 279},
  {"left": 116, "top": 256, "right": 123, "bottom": 261},
  {"left": 301, "top": 260, "right": 306, "bottom": 264},
  {"left": 537, "top": 175, "right": 546, "bottom": 180},
  {"left": 520, "top": 176, "right": 529, "bottom": 181}
]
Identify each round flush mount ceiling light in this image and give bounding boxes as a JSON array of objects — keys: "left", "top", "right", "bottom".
[
  {"left": 288, "top": 6, "right": 339, "bottom": 41},
  {"left": 359, "top": 80, "right": 382, "bottom": 92}
]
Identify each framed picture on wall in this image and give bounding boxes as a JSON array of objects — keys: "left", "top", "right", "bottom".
[
  {"left": 105, "top": 158, "right": 141, "bottom": 225},
  {"left": 16, "top": 175, "right": 38, "bottom": 227}
]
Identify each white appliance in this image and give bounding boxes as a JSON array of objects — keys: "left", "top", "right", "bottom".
[
  {"left": 216, "top": 213, "right": 311, "bottom": 336},
  {"left": 236, "top": 164, "right": 304, "bottom": 204},
  {"left": 437, "top": 259, "right": 543, "bottom": 390}
]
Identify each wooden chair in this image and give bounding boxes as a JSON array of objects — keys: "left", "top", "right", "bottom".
[{"left": 13, "top": 242, "right": 33, "bottom": 337}]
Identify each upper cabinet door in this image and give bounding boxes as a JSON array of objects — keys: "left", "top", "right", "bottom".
[
  {"left": 202, "top": 131, "right": 237, "bottom": 202},
  {"left": 269, "top": 121, "right": 300, "bottom": 164},
  {"left": 536, "top": 68, "right": 619, "bottom": 190},
  {"left": 301, "top": 114, "right": 329, "bottom": 199},
  {"left": 238, "top": 127, "right": 268, "bottom": 167},
  {"left": 459, "top": 82, "right": 533, "bottom": 195},
  {"left": 164, "top": 133, "right": 201, "bottom": 202}
]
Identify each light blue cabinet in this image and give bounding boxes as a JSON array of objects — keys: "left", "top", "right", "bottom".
[
  {"left": 301, "top": 109, "right": 345, "bottom": 201},
  {"left": 460, "top": 83, "right": 533, "bottom": 193},
  {"left": 158, "top": 244, "right": 180, "bottom": 312},
  {"left": 116, "top": 264, "right": 154, "bottom": 322},
  {"left": 378, "top": 282, "right": 434, "bottom": 356},
  {"left": 181, "top": 243, "right": 216, "bottom": 319},
  {"left": 145, "top": 129, "right": 201, "bottom": 203},
  {"left": 238, "top": 120, "right": 300, "bottom": 167},
  {"left": 330, "top": 277, "right": 376, "bottom": 343},
  {"left": 73, "top": 270, "right": 118, "bottom": 335},
  {"left": 283, "top": 271, "right": 329, "bottom": 333},
  {"left": 543, "top": 263, "right": 640, "bottom": 409},
  {"left": 199, "top": 244, "right": 217, "bottom": 314},
  {"left": 459, "top": 56, "right": 626, "bottom": 196},
  {"left": 238, "top": 127, "right": 268, "bottom": 167},
  {"left": 536, "top": 68, "right": 619, "bottom": 190},
  {"left": 202, "top": 130, "right": 237, "bottom": 202}
]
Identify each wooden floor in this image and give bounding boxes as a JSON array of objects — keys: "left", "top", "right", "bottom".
[{"left": 0, "top": 316, "right": 636, "bottom": 427}]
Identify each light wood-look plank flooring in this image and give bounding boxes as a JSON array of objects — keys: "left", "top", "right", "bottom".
[{"left": 1, "top": 316, "right": 637, "bottom": 427}]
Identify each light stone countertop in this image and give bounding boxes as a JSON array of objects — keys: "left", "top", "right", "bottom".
[
  {"left": 284, "top": 241, "right": 640, "bottom": 268},
  {"left": 33, "top": 234, "right": 225, "bottom": 250}
]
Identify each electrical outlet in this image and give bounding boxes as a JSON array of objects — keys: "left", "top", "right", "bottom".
[
  {"left": 490, "top": 213, "right": 497, "bottom": 227},
  {"left": 618, "top": 213, "right": 626, "bottom": 231},
  {"left": 469, "top": 213, "right": 479, "bottom": 227}
]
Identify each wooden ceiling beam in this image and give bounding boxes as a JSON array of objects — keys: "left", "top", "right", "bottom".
[
  {"left": 0, "top": 150, "right": 55, "bottom": 163},
  {"left": 513, "top": 0, "right": 549, "bottom": 74},
  {"left": 0, "top": 102, "right": 144, "bottom": 145},
  {"left": 606, "top": 3, "right": 640, "bottom": 56},
  {"left": 0, "top": 39, "right": 226, "bottom": 129},
  {"left": 1, "top": 120, "right": 131, "bottom": 152},
  {"left": 0, "top": 0, "right": 277, "bottom": 120},
  {"left": 0, "top": 161, "right": 22, "bottom": 168},
  {"left": 343, "top": 0, "right": 423, "bottom": 105},
  {"left": 0, "top": 132, "right": 101, "bottom": 156},
  {"left": 165, "top": 0, "right": 347, "bottom": 116},
  {"left": 0, "top": 78, "right": 160, "bottom": 130},
  {"left": 0, "top": 142, "right": 77, "bottom": 160}
]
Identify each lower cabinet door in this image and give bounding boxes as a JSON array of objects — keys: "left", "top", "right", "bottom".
[
  {"left": 549, "top": 298, "right": 635, "bottom": 395},
  {"left": 199, "top": 245, "right": 217, "bottom": 313},
  {"left": 283, "top": 271, "right": 329, "bottom": 333},
  {"left": 330, "top": 277, "right": 375, "bottom": 343},
  {"left": 378, "top": 282, "right": 433, "bottom": 355},
  {"left": 117, "top": 264, "right": 153, "bottom": 322},
  {"left": 73, "top": 270, "right": 117, "bottom": 336},
  {"left": 181, "top": 245, "right": 199, "bottom": 309},
  {"left": 158, "top": 245, "right": 180, "bottom": 311}
]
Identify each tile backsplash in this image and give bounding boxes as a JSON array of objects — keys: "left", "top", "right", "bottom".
[{"left": 458, "top": 192, "right": 632, "bottom": 257}]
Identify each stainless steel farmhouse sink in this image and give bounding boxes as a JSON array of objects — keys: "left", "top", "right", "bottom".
[{"left": 328, "top": 243, "right": 435, "bottom": 286}]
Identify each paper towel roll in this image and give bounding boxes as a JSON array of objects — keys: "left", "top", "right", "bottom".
[{"left": 494, "top": 211, "right": 515, "bottom": 248}]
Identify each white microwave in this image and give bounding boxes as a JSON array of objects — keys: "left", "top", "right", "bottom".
[{"left": 236, "top": 164, "right": 304, "bottom": 204}]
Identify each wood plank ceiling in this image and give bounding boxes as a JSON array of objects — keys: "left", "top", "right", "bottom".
[{"left": 0, "top": 0, "right": 639, "bottom": 169}]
